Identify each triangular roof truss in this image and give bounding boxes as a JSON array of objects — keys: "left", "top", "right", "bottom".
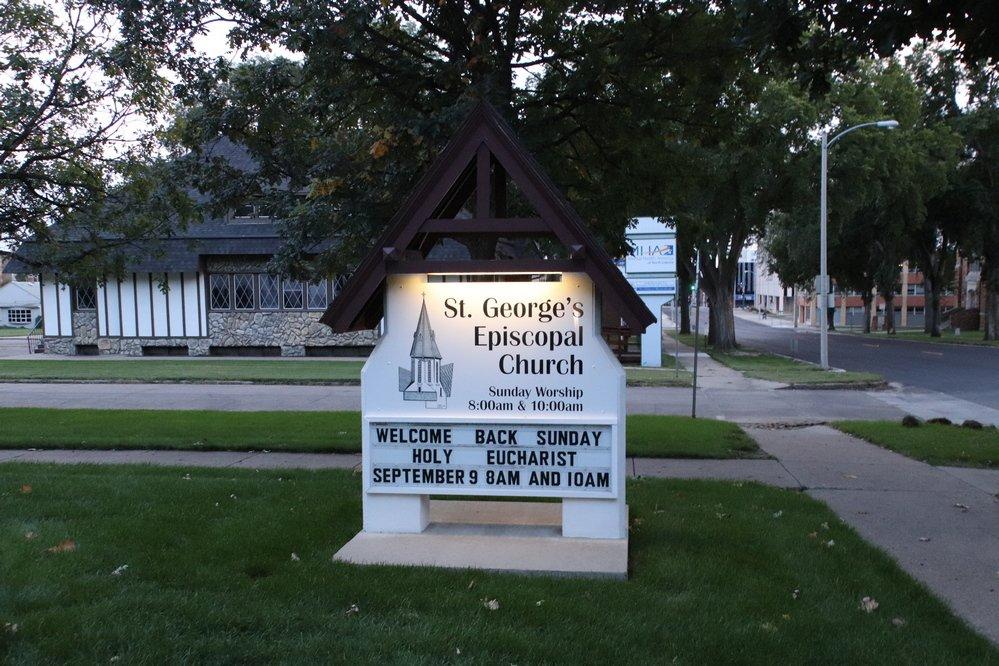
[{"left": 321, "top": 101, "right": 655, "bottom": 334}]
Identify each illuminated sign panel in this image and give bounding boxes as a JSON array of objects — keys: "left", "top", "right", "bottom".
[{"left": 361, "top": 272, "right": 624, "bottom": 500}]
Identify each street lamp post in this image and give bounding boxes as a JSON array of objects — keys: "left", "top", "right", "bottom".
[{"left": 818, "top": 119, "right": 899, "bottom": 369}]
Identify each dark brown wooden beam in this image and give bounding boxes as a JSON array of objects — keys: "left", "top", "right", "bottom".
[
  {"left": 387, "top": 258, "right": 582, "bottom": 275},
  {"left": 475, "top": 143, "right": 490, "bottom": 218},
  {"left": 420, "top": 218, "right": 549, "bottom": 235},
  {"left": 492, "top": 161, "right": 507, "bottom": 217}
]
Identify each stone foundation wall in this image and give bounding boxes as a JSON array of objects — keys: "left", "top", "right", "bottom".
[
  {"left": 44, "top": 308, "right": 376, "bottom": 356},
  {"left": 72, "top": 311, "right": 98, "bottom": 343},
  {"left": 208, "top": 311, "right": 377, "bottom": 354}
]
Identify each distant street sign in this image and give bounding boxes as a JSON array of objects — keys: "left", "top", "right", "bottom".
[
  {"left": 625, "top": 237, "right": 677, "bottom": 274},
  {"left": 629, "top": 277, "right": 676, "bottom": 295}
]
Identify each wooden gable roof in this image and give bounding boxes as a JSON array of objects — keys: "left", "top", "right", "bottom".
[{"left": 320, "top": 101, "right": 655, "bottom": 334}]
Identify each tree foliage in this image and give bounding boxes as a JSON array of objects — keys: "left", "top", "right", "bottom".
[
  {"left": 1, "top": 0, "right": 195, "bottom": 280},
  {"left": 764, "top": 57, "right": 963, "bottom": 334}
]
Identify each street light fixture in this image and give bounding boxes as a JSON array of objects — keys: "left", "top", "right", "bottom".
[{"left": 818, "top": 119, "right": 899, "bottom": 369}]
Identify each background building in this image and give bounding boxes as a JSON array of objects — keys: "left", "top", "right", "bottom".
[
  {"left": 5, "top": 141, "right": 378, "bottom": 356},
  {"left": 0, "top": 280, "right": 41, "bottom": 329}
]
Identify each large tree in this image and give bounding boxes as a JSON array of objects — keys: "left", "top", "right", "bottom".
[
  {"left": 955, "top": 65, "right": 999, "bottom": 340},
  {"left": 765, "top": 58, "right": 960, "bottom": 335},
  {"left": 670, "top": 78, "right": 814, "bottom": 350},
  {"left": 1, "top": 0, "right": 195, "bottom": 280}
]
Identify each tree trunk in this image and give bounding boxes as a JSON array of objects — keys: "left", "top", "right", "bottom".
[
  {"left": 677, "top": 272, "right": 691, "bottom": 335},
  {"left": 862, "top": 293, "right": 873, "bottom": 334},
  {"left": 985, "top": 262, "right": 999, "bottom": 341},
  {"left": 924, "top": 273, "right": 942, "bottom": 337},
  {"left": 706, "top": 294, "right": 717, "bottom": 346},
  {"left": 706, "top": 282, "right": 737, "bottom": 351},
  {"left": 882, "top": 293, "right": 896, "bottom": 334}
]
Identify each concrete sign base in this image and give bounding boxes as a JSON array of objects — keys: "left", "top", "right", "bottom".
[{"left": 334, "top": 500, "right": 628, "bottom": 579}]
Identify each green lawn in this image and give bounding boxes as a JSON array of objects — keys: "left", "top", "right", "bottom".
[
  {"left": 835, "top": 420, "right": 999, "bottom": 468},
  {"left": 623, "top": 363, "right": 692, "bottom": 387},
  {"left": 0, "top": 408, "right": 760, "bottom": 459},
  {"left": 0, "top": 327, "right": 29, "bottom": 338},
  {"left": 1, "top": 464, "right": 993, "bottom": 663},
  {"left": 846, "top": 329, "right": 999, "bottom": 347},
  {"left": 0, "top": 359, "right": 365, "bottom": 384},
  {"left": 0, "top": 359, "right": 686, "bottom": 387}
]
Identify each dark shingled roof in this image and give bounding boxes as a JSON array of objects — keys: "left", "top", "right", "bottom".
[{"left": 4, "top": 139, "right": 296, "bottom": 274}]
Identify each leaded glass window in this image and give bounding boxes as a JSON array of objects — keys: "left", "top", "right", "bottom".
[
  {"left": 259, "top": 274, "right": 279, "bottom": 309},
  {"left": 76, "top": 285, "right": 97, "bottom": 310},
  {"left": 307, "top": 279, "right": 328, "bottom": 310},
  {"left": 233, "top": 274, "right": 255, "bottom": 310},
  {"left": 332, "top": 274, "right": 349, "bottom": 299},
  {"left": 210, "top": 274, "right": 231, "bottom": 310},
  {"left": 282, "top": 279, "right": 304, "bottom": 309}
]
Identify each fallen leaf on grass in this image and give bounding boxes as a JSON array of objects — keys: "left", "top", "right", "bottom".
[
  {"left": 807, "top": 532, "right": 818, "bottom": 539},
  {"left": 467, "top": 580, "right": 476, "bottom": 590},
  {"left": 892, "top": 617, "right": 906, "bottom": 627},
  {"left": 111, "top": 564, "right": 128, "bottom": 576},
  {"left": 19, "top": 484, "right": 31, "bottom": 494},
  {"left": 290, "top": 553, "right": 300, "bottom": 562},
  {"left": 772, "top": 510, "right": 783, "bottom": 519},
  {"left": 45, "top": 539, "right": 76, "bottom": 554},
  {"left": 824, "top": 540, "right": 835, "bottom": 548},
  {"left": 859, "top": 597, "right": 879, "bottom": 613},
  {"left": 483, "top": 599, "right": 500, "bottom": 611},
  {"left": 536, "top": 600, "right": 544, "bottom": 606},
  {"left": 760, "top": 622, "right": 777, "bottom": 633},
  {"left": 345, "top": 604, "right": 360, "bottom": 617},
  {"left": 4, "top": 622, "right": 18, "bottom": 634},
  {"left": 182, "top": 474, "right": 191, "bottom": 480},
  {"left": 792, "top": 588, "right": 800, "bottom": 600},
  {"left": 820, "top": 522, "right": 830, "bottom": 530},
  {"left": 24, "top": 531, "right": 37, "bottom": 540}
]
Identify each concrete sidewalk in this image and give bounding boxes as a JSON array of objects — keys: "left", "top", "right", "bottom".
[
  {"left": 745, "top": 424, "right": 999, "bottom": 645},
  {"left": 0, "top": 381, "right": 907, "bottom": 422}
]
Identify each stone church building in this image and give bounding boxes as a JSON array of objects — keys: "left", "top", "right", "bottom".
[{"left": 6, "top": 143, "right": 377, "bottom": 357}]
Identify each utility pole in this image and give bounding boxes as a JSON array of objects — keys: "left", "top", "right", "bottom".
[
  {"left": 819, "top": 130, "right": 829, "bottom": 368},
  {"left": 818, "top": 119, "right": 898, "bottom": 369},
  {"left": 691, "top": 248, "right": 701, "bottom": 418}
]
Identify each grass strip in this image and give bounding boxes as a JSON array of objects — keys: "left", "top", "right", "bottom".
[
  {"left": 835, "top": 420, "right": 998, "bottom": 468},
  {"left": 666, "top": 332, "right": 883, "bottom": 386},
  {"left": 0, "top": 464, "right": 993, "bottom": 662},
  {"left": 0, "top": 359, "right": 688, "bottom": 387},
  {"left": 0, "top": 327, "right": 30, "bottom": 337},
  {"left": 844, "top": 329, "right": 999, "bottom": 347},
  {"left": 0, "top": 408, "right": 759, "bottom": 459}
]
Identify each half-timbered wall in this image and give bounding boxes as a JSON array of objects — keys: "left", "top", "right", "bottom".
[
  {"left": 40, "top": 275, "right": 73, "bottom": 336},
  {"left": 96, "top": 272, "right": 207, "bottom": 338}
]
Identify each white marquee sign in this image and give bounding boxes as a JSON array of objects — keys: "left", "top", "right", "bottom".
[{"left": 360, "top": 272, "right": 627, "bottom": 537}]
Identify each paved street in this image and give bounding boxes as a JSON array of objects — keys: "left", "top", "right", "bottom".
[{"left": 732, "top": 313, "right": 999, "bottom": 410}]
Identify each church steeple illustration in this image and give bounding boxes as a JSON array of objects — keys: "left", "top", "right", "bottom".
[{"left": 399, "top": 298, "right": 453, "bottom": 408}]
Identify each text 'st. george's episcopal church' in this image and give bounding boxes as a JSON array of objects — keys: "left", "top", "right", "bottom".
[{"left": 398, "top": 298, "right": 453, "bottom": 408}]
